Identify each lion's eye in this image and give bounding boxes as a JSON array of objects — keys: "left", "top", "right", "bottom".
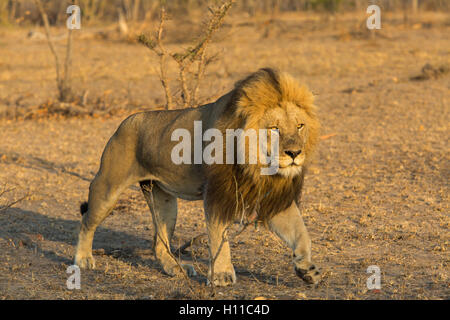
[{"left": 297, "top": 124, "right": 305, "bottom": 130}]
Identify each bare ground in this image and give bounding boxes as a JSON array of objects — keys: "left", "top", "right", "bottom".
[{"left": 0, "top": 12, "right": 449, "bottom": 299}]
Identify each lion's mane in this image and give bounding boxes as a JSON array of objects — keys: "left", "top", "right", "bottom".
[{"left": 205, "top": 68, "right": 321, "bottom": 224}]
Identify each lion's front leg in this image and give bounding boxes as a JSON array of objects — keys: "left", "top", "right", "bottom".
[
  {"left": 205, "top": 215, "right": 236, "bottom": 287},
  {"left": 269, "top": 201, "right": 321, "bottom": 285}
]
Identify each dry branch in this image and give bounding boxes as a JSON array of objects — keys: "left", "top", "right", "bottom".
[
  {"left": 320, "top": 133, "right": 337, "bottom": 140},
  {"left": 138, "top": 0, "right": 235, "bottom": 109},
  {"left": 34, "top": 0, "right": 61, "bottom": 91},
  {"left": 0, "top": 184, "right": 29, "bottom": 212},
  {"left": 138, "top": 7, "right": 173, "bottom": 110},
  {"left": 34, "top": 0, "right": 76, "bottom": 102},
  {"left": 171, "top": 0, "right": 235, "bottom": 107}
]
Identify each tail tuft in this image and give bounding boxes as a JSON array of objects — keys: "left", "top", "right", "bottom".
[{"left": 80, "top": 202, "right": 88, "bottom": 216}]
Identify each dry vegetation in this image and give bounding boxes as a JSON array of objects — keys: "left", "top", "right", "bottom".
[{"left": 0, "top": 1, "right": 449, "bottom": 300}]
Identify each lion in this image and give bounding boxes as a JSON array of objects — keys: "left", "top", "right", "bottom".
[{"left": 74, "top": 68, "right": 321, "bottom": 286}]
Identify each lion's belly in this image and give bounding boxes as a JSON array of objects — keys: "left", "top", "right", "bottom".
[{"left": 155, "top": 180, "right": 204, "bottom": 201}]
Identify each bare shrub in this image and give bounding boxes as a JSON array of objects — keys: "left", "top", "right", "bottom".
[
  {"left": 0, "top": 184, "right": 29, "bottom": 212},
  {"left": 138, "top": 0, "right": 235, "bottom": 109},
  {"left": 34, "top": 0, "right": 76, "bottom": 102}
]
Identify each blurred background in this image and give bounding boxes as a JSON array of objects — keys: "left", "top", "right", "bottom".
[
  {"left": 0, "top": 1, "right": 449, "bottom": 26},
  {"left": 0, "top": 0, "right": 449, "bottom": 115}
]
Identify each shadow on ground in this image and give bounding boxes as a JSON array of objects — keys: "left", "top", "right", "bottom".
[{"left": 0, "top": 208, "right": 156, "bottom": 267}]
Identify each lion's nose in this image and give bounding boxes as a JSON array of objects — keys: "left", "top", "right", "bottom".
[{"left": 285, "top": 149, "right": 302, "bottom": 160}]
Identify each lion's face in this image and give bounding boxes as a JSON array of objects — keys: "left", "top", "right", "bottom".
[
  {"left": 259, "top": 101, "right": 312, "bottom": 178},
  {"left": 232, "top": 69, "right": 319, "bottom": 180}
]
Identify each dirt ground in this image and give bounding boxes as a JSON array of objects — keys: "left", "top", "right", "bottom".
[{"left": 0, "top": 11, "right": 449, "bottom": 300}]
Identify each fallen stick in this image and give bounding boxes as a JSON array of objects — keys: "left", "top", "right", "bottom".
[{"left": 320, "top": 133, "right": 337, "bottom": 140}]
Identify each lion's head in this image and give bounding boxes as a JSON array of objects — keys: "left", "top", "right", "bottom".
[{"left": 206, "top": 68, "right": 320, "bottom": 223}]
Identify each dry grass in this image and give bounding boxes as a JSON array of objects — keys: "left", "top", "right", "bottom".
[{"left": 0, "top": 11, "right": 449, "bottom": 300}]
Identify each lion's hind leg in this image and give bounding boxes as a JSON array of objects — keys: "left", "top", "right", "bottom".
[
  {"left": 75, "top": 125, "right": 140, "bottom": 269},
  {"left": 75, "top": 172, "right": 130, "bottom": 269},
  {"left": 140, "top": 181, "right": 196, "bottom": 277}
]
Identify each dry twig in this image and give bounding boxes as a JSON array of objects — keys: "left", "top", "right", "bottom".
[
  {"left": 138, "top": 0, "right": 235, "bottom": 109},
  {"left": 0, "top": 184, "right": 30, "bottom": 212},
  {"left": 137, "top": 7, "right": 173, "bottom": 110},
  {"left": 320, "top": 133, "right": 337, "bottom": 140},
  {"left": 34, "top": 0, "right": 76, "bottom": 102}
]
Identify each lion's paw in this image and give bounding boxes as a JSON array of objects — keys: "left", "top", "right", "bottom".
[
  {"left": 295, "top": 263, "right": 320, "bottom": 285},
  {"left": 74, "top": 254, "right": 96, "bottom": 269},
  {"left": 207, "top": 269, "right": 236, "bottom": 287}
]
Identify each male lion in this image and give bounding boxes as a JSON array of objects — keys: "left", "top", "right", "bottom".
[{"left": 75, "top": 68, "right": 321, "bottom": 286}]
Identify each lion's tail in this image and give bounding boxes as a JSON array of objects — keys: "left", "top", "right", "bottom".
[{"left": 80, "top": 202, "right": 88, "bottom": 216}]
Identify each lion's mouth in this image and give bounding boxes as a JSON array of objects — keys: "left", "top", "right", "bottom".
[
  {"left": 277, "top": 164, "right": 303, "bottom": 177},
  {"left": 278, "top": 155, "right": 305, "bottom": 168},
  {"left": 279, "top": 163, "right": 300, "bottom": 169},
  {"left": 279, "top": 162, "right": 297, "bottom": 168}
]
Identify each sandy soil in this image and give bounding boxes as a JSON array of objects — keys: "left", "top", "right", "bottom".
[{"left": 0, "top": 12, "right": 449, "bottom": 299}]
